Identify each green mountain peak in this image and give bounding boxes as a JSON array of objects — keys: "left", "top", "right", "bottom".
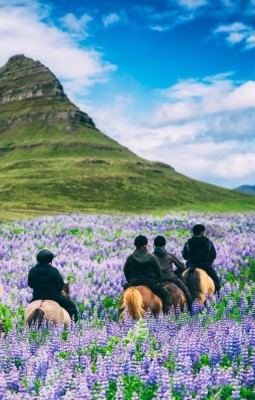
[{"left": 0, "top": 55, "right": 254, "bottom": 218}]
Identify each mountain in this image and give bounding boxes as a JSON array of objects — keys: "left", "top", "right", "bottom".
[
  {"left": 0, "top": 54, "right": 254, "bottom": 218},
  {"left": 234, "top": 185, "right": 255, "bottom": 195}
]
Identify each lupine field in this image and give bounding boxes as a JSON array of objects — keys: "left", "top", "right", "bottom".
[{"left": 0, "top": 212, "right": 255, "bottom": 400}]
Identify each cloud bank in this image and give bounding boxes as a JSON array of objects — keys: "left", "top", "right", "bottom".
[{"left": 90, "top": 74, "right": 255, "bottom": 188}]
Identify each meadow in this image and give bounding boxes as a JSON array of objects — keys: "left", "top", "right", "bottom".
[{"left": 0, "top": 212, "right": 255, "bottom": 399}]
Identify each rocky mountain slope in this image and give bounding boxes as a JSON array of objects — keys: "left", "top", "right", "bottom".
[{"left": 0, "top": 54, "right": 254, "bottom": 216}]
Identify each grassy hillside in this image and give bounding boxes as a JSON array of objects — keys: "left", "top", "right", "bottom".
[{"left": 0, "top": 55, "right": 254, "bottom": 219}]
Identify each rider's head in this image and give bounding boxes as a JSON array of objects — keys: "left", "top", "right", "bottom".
[
  {"left": 192, "top": 224, "right": 205, "bottom": 236},
  {"left": 134, "top": 235, "right": 148, "bottom": 248},
  {"left": 37, "top": 249, "right": 55, "bottom": 264},
  {"left": 154, "top": 235, "right": 166, "bottom": 247}
]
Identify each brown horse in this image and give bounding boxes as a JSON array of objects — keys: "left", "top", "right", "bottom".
[
  {"left": 24, "top": 282, "right": 71, "bottom": 328},
  {"left": 164, "top": 282, "right": 186, "bottom": 311},
  {"left": 182, "top": 268, "right": 215, "bottom": 306},
  {"left": 119, "top": 283, "right": 186, "bottom": 320}
]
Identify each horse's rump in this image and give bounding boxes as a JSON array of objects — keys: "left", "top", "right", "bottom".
[
  {"left": 182, "top": 268, "right": 201, "bottom": 302},
  {"left": 25, "top": 300, "right": 71, "bottom": 327},
  {"left": 183, "top": 268, "right": 215, "bottom": 305},
  {"left": 120, "top": 286, "right": 162, "bottom": 320},
  {"left": 164, "top": 282, "right": 186, "bottom": 310}
]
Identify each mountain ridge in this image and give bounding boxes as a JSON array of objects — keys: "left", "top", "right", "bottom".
[
  {"left": 0, "top": 54, "right": 254, "bottom": 217},
  {"left": 233, "top": 185, "right": 255, "bottom": 195}
]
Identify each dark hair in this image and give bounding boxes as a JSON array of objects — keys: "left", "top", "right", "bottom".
[
  {"left": 37, "top": 249, "right": 55, "bottom": 263},
  {"left": 192, "top": 224, "right": 205, "bottom": 236},
  {"left": 134, "top": 235, "right": 148, "bottom": 248},
  {"left": 154, "top": 235, "right": 166, "bottom": 247}
]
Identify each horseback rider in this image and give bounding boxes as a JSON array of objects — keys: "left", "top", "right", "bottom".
[
  {"left": 28, "top": 249, "right": 78, "bottom": 322},
  {"left": 182, "top": 224, "right": 221, "bottom": 293},
  {"left": 123, "top": 235, "right": 172, "bottom": 314},
  {"left": 153, "top": 235, "right": 193, "bottom": 312}
]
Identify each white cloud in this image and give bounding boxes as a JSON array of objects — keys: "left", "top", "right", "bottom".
[
  {"left": 151, "top": 76, "right": 255, "bottom": 127},
  {"left": 0, "top": 2, "right": 116, "bottom": 97},
  {"left": 60, "top": 13, "right": 92, "bottom": 38},
  {"left": 214, "top": 22, "right": 255, "bottom": 49},
  {"left": 102, "top": 12, "right": 120, "bottom": 27},
  {"left": 178, "top": 0, "right": 208, "bottom": 10}
]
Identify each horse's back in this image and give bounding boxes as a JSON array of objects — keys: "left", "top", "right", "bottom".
[{"left": 25, "top": 300, "right": 70, "bottom": 326}]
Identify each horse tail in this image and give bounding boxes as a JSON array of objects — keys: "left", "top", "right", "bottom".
[
  {"left": 26, "top": 308, "right": 45, "bottom": 328},
  {"left": 121, "top": 288, "right": 144, "bottom": 320},
  {"left": 183, "top": 269, "right": 201, "bottom": 302}
]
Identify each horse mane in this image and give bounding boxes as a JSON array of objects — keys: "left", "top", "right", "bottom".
[
  {"left": 120, "top": 287, "right": 144, "bottom": 320},
  {"left": 183, "top": 269, "right": 201, "bottom": 302},
  {"left": 26, "top": 308, "right": 45, "bottom": 328}
]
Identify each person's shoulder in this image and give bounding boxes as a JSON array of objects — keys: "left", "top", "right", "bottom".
[
  {"left": 150, "top": 253, "right": 160, "bottom": 262},
  {"left": 167, "top": 251, "right": 179, "bottom": 259},
  {"left": 51, "top": 265, "right": 60, "bottom": 273},
  {"left": 126, "top": 253, "right": 134, "bottom": 260}
]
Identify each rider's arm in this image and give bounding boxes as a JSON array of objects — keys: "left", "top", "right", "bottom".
[
  {"left": 28, "top": 270, "right": 34, "bottom": 288},
  {"left": 54, "top": 269, "right": 64, "bottom": 291},
  {"left": 170, "top": 254, "right": 185, "bottom": 272},
  {"left": 208, "top": 241, "right": 217, "bottom": 261},
  {"left": 182, "top": 243, "right": 189, "bottom": 261},
  {"left": 152, "top": 256, "right": 163, "bottom": 284},
  {"left": 123, "top": 257, "right": 132, "bottom": 282}
]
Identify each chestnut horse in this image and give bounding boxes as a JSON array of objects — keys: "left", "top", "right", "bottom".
[
  {"left": 25, "top": 282, "right": 71, "bottom": 328},
  {"left": 119, "top": 283, "right": 186, "bottom": 320},
  {"left": 182, "top": 268, "right": 215, "bottom": 306}
]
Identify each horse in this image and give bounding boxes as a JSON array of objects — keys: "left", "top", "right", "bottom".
[
  {"left": 24, "top": 282, "right": 71, "bottom": 328},
  {"left": 164, "top": 282, "right": 186, "bottom": 311},
  {"left": 182, "top": 268, "right": 215, "bottom": 306},
  {"left": 119, "top": 282, "right": 187, "bottom": 320}
]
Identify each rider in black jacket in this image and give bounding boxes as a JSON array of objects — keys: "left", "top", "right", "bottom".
[
  {"left": 123, "top": 235, "right": 172, "bottom": 313},
  {"left": 182, "top": 224, "right": 221, "bottom": 293},
  {"left": 28, "top": 249, "right": 78, "bottom": 321}
]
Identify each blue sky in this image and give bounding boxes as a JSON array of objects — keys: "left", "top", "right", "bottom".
[{"left": 1, "top": 0, "right": 255, "bottom": 189}]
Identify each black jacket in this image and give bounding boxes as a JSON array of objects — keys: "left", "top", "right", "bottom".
[
  {"left": 182, "top": 236, "right": 216, "bottom": 267},
  {"left": 153, "top": 247, "right": 185, "bottom": 281},
  {"left": 28, "top": 263, "right": 64, "bottom": 299},
  {"left": 124, "top": 248, "right": 163, "bottom": 284}
]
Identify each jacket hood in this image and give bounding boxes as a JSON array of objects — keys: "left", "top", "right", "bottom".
[
  {"left": 188, "top": 237, "right": 209, "bottom": 247},
  {"left": 153, "top": 247, "right": 167, "bottom": 257},
  {"left": 132, "top": 248, "right": 152, "bottom": 264}
]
